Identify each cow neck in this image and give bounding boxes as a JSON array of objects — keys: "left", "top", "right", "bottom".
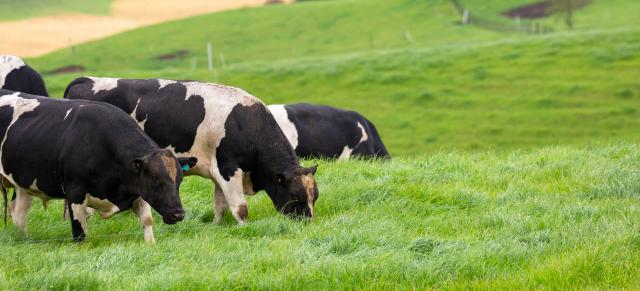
[{"left": 253, "top": 119, "right": 301, "bottom": 178}]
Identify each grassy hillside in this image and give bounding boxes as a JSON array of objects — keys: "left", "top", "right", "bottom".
[
  {"left": 0, "top": 0, "right": 111, "bottom": 20},
  {"left": 40, "top": 26, "right": 640, "bottom": 155},
  {"left": 29, "top": 0, "right": 501, "bottom": 72},
  {"left": 1, "top": 144, "right": 640, "bottom": 289},
  {"left": 27, "top": 0, "right": 640, "bottom": 156}
]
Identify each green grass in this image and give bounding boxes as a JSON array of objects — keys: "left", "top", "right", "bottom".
[
  {"left": 0, "top": 0, "right": 112, "bottom": 20},
  {"left": 2, "top": 144, "right": 640, "bottom": 289},
  {"left": 4, "top": 1, "right": 639, "bottom": 288}
]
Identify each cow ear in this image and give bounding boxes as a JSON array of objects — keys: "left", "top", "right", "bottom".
[
  {"left": 133, "top": 158, "right": 145, "bottom": 172},
  {"left": 308, "top": 164, "right": 318, "bottom": 175},
  {"left": 178, "top": 157, "right": 198, "bottom": 172}
]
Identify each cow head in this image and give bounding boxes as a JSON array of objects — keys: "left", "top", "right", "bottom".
[
  {"left": 132, "top": 149, "right": 197, "bottom": 224},
  {"left": 263, "top": 165, "right": 318, "bottom": 218}
]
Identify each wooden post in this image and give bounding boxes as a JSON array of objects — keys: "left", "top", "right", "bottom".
[
  {"left": 515, "top": 15, "right": 521, "bottom": 32},
  {"left": 462, "top": 9, "right": 469, "bottom": 25}
]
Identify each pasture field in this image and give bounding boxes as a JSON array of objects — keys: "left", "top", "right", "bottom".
[
  {"left": 29, "top": 0, "right": 640, "bottom": 156},
  {"left": 2, "top": 144, "right": 640, "bottom": 289},
  {"left": 2, "top": 0, "right": 639, "bottom": 289}
]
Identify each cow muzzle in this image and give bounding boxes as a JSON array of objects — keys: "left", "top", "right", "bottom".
[{"left": 163, "top": 208, "right": 185, "bottom": 224}]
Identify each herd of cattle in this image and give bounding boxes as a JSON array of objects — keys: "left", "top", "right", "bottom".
[{"left": 0, "top": 55, "right": 389, "bottom": 243}]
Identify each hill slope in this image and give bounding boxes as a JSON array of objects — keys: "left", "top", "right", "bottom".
[
  {"left": 26, "top": 0, "right": 640, "bottom": 156},
  {"left": 1, "top": 144, "right": 640, "bottom": 289}
]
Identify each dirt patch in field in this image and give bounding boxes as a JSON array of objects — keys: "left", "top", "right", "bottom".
[
  {"left": 47, "top": 65, "right": 86, "bottom": 75},
  {"left": 156, "top": 50, "right": 190, "bottom": 61},
  {"left": 503, "top": 0, "right": 592, "bottom": 19},
  {"left": 0, "top": 0, "right": 294, "bottom": 57}
]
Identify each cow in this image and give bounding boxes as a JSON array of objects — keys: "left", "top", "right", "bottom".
[
  {"left": 0, "top": 89, "right": 197, "bottom": 242},
  {"left": 1, "top": 55, "right": 49, "bottom": 215},
  {"left": 267, "top": 103, "right": 391, "bottom": 160},
  {"left": 64, "top": 77, "right": 319, "bottom": 225},
  {"left": 1, "top": 55, "right": 48, "bottom": 96}
]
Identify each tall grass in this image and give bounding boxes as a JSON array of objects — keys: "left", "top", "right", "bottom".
[{"left": 1, "top": 144, "right": 640, "bottom": 288}]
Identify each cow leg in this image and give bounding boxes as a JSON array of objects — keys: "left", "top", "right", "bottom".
[
  {"left": 214, "top": 185, "right": 228, "bottom": 224},
  {"left": 9, "top": 189, "right": 16, "bottom": 217},
  {"left": 10, "top": 188, "right": 32, "bottom": 233},
  {"left": 132, "top": 197, "right": 155, "bottom": 243},
  {"left": 67, "top": 198, "right": 88, "bottom": 242},
  {"left": 211, "top": 168, "right": 248, "bottom": 225}
]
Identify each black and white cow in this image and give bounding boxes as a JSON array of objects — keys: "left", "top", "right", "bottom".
[
  {"left": 0, "top": 55, "right": 48, "bottom": 96},
  {"left": 0, "top": 89, "right": 196, "bottom": 242},
  {"left": 268, "top": 103, "right": 390, "bottom": 160},
  {"left": 64, "top": 77, "right": 319, "bottom": 224}
]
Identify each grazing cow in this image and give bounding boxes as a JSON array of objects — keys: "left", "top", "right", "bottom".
[
  {"left": 0, "top": 55, "right": 48, "bottom": 96},
  {"left": 64, "top": 77, "right": 319, "bottom": 224},
  {"left": 0, "top": 89, "right": 196, "bottom": 242},
  {"left": 268, "top": 103, "right": 391, "bottom": 160},
  {"left": 1, "top": 55, "right": 49, "bottom": 214}
]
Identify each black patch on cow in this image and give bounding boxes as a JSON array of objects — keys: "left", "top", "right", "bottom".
[
  {"left": 65, "top": 78, "right": 205, "bottom": 153},
  {"left": 0, "top": 105, "right": 14, "bottom": 143},
  {"left": 283, "top": 103, "right": 390, "bottom": 159},
  {"left": 2, "top": 65, "right": 48, "bottom": 97}
]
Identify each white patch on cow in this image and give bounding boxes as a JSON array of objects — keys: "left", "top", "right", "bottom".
[
  {"left": 158, "top": 79, "right": 176, "bottom": 90},
  {"left": 139, "top": 117, "right": 148, "bottom": 130},
  {"left": 338, "top": 146, "right": 353, "bottom": 160},
  {"left": 0, "top": 55, "right": 26, "bottom": 88},
  {"left": 267, "top": 105, "right": 299, "bottom": 150},
  {"left": 10, "top": 188, "right": 32, "bottom": 233},
  {"left": 132, "top": 197, "right": 155, "bottom": 243},
  {"left": 70, "top": 203, "right": 88, "bottom": 233},
  {"left": 0, "top": 92, "right": 40, "bottom": 178},
  {"left": 64, "top": 108, "right": 73, "bottom": 120},
  {"left": 86, "top": 194, "right": 120, "bottom": 219},
  {"left": 357, "top": 122, "right": 368, "bottom": 143},
  {"left": 338, "top": 122, "right": 369, "bottom": 160},
  {"left": 210, "top": 164, "right": 248, "bottom": 224},
  {"left": 89, "top": 77, "right": 119, "bottom": 94},
  {"left": 129, "top": 98, "right": 148, "bottom": 129}
]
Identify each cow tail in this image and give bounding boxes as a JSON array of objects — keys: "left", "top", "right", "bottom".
[
  {"left": 364, "top": 118, "right": 391, "bottom": 160},
  {"left": 1, "top": 184, "right": 7, "bottom": 226}
]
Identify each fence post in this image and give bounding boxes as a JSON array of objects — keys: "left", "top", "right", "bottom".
[
  {"left": 515, "top": 15, "right": 521, "bottom": 32},
  {"left": 462, "top": 9, "right": 469, "bottom": 25},
  {"left": 207, "top": 42, "right": 213, "bottom": 71}
]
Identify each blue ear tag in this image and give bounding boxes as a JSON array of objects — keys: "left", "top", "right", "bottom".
[{"left": 182, "top": 164, "right": 190, "bottom": 171}]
